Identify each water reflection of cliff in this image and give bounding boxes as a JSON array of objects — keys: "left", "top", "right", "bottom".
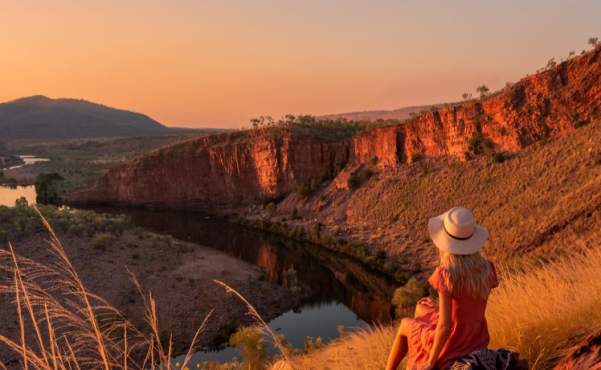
[{"left": 95, "top": 208, "right": 397, "bottom": 324}]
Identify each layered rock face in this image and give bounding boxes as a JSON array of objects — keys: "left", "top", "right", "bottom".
[
  {"left": 353, "top": 46, "right": 601, "bottom": 166},
  {"left": 72, "top": 46, "right": 601, "bottom": 208},
  {"left": 72, "top": 131, "right": 350, "bottom": 208}
]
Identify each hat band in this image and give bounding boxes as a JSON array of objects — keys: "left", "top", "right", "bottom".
[{"left": 443, "top": 223, "right": 474, "bottom": 241}]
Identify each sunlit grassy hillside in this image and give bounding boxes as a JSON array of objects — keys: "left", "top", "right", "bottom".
[
  {"left": 275, "top": 247, "right": 601, "bottom": 370},
  {"left": 260, "top": 119, "right": 601, "bottom": 276}
]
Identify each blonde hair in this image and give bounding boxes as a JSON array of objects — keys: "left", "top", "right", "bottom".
[{"left": 439, "top": 250, "right": 492, "bottom": 299}]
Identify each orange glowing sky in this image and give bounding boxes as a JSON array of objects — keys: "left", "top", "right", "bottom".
[{"left": 1, "top": 1, "right": 600, "bottom": 128}]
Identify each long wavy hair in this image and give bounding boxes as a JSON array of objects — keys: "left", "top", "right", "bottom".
[{"left": 439, "top": 250, "right": 492, "bottom": 299}]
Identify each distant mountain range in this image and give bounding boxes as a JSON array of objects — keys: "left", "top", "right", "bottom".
[
  {"left": 0, "top": 96, "right": 178, "bottom": 140},
  {"left": 320, "top": 104, "right": 440, "bottom": 122}
]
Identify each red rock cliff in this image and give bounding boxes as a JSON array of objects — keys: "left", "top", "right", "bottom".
[
  {"left": 72, "top": 130, "right": 350, "bottom": 208},
  {"left": 72, "top": 46, "right": 601, "bottom": 209},
  {"left": 352, "top": 46, "right": 601, "bottom": 166}
]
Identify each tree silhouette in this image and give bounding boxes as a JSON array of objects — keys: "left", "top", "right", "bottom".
[
  {"left": 476, "top": 85, "right": 490, "bottom": 99},
  {"left": 589, "top": 37, "right": 599, "bottom": 47}
]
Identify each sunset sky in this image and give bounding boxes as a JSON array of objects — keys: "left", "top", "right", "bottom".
[{"left": 2, "top": 1, "right": 600, "bottom": 128}]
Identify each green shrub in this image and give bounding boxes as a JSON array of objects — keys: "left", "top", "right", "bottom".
[
  {"left": 382, "top": 260, "right": 396, "bottom": 274},
  {"left": 35, "top": 173, "right": 66, "bottom": 205},
  {"left": 347, "top": 172, "right": 362, "bottom": 190},
  {"left": 309, "top": 223, "right": 322, "bottom": 240},
  {"left": 411, "top": 153, "right": 424, "bottom": 162},
  {"left": 304, "top": 336, "right": 323, "bottom": 354},
  {"left": 264, "top": 202, "right": 276, "bottom": 214},
  {"left": 467, "top": 132, "right": 494, "bottom": 156},
  {"left": 391, "top": 277, "right": 428, "bottom": 318},
  {"left": 298, "top": 178, "right": 321, "bottom": 197},
  {"left": 229, "top": 326, "right": 267, "bottom": 370},
  {"left": 92, "top": 233, "right": 113, "bottom": 251},
  {"left": 348, "top": 167, "right": 377, "bottom": 190},
  {"left": 491, "top": 151, "right": 509, "bottom": 164},
  {"left": 337, "top": 325, "right": 347, "bottom": 338}
]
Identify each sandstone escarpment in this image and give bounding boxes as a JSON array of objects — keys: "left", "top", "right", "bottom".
[
  {"left": 352, "top": 45, "right": 601, "bottom": 166},
  {"left": 72, "top": 130, "right": 351, "bottom": 208},
  {"left": 72, "top": 46, "right": 601, "bottom": 209}
]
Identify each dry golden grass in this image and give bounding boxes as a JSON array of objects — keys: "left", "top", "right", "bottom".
[
  {"left": 272, "top": 326, "right": 395, "bottom": 370},
  {"left": 488, "top": 248, "right": 601, "bottom": 369},
  {"left": 0, "top": 207, "right": 211, "bottom": 370},
  {"left": 277, "top": 247, "right": 601, "bottom": 370}
]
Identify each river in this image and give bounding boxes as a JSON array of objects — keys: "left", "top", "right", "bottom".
[
  {"left": 101, "top": 207, "right": 397, "bottom": 364},
  {"left": 0, "top": 186, "right": 398, "bottom": 364},
  {"left": 6, "top": 155, "right": 50, "bottom": 170}
]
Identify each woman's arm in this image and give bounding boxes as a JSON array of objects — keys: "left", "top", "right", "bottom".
[
  {"left": 425, "top": 291, "right": 452, "bottom": 369},
  {"left": 385, "top": 322, "right": 407, "bottom": 370}
]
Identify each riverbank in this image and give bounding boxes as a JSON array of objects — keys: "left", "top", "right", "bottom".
[
  {"left": 226, "top": 212, "right": 415, "bottom": 285},
  {"left": 0, "top": 205, "right": 300, "bottom": 365}
]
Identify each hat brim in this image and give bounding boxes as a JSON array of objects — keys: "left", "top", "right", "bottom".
[{"left": 428, "top": 213, "right": 489, "bottom": 255}]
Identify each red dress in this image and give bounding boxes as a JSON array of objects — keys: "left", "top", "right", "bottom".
[{"left": 405, "top": 262, "right": 498, "bottom": 370}]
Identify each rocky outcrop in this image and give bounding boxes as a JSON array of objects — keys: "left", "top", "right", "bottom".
[
  {"left": 554, "top": 329, "right": 601, "bottom": 370},
  {"left": 72, "top": 46, "right": 601, "bottom": 209}
]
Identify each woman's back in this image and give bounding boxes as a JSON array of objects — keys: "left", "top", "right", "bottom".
[
  {"left": 426, "top": 261, "right": 498, "bottom": 368},
  {"left": 385, "top": 207, "right": 498, "bottom": 370}
]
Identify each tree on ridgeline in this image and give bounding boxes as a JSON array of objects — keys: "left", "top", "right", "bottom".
[{"left": 476, "top": 85, "right": 490, "bottom": 99}]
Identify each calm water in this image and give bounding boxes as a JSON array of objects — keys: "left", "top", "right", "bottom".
[
  {"left": 0, "top": 177, "right": 398, "bottom": 363},
  {"left": 6, "top": 155, "right": 49, "bottom": 170},
  {"left": 95, "top": 208, "right": 398, "bottom": 363},
  {"left": 0, "top": 185, "right": 37, "bottom": 207},
  {"left": 181, "top": 301, "right": 367, "bottom": 364},
  {"left": 0, "top": 155, "right": 49, "bottom": 206}
]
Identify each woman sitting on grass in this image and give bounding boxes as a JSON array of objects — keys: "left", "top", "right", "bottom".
[{"left": 386, "top": 207, "right": 498, "bottom": 370}]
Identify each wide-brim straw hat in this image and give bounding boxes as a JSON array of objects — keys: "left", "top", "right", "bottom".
[{"left": 428, "top": 207, "right": 489, "bottom": 255}]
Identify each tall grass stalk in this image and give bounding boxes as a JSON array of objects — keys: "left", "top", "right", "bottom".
[
  {"left": 0, "top": 206, "right": 211, "bottom": 370},
  {"left": 488, "top": 248, "right": 601, "bottom": 369},
  {"left": 214, "top": 280, "right": 292, "bottom": 366}
]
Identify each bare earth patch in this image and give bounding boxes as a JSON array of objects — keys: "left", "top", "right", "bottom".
[{"left": 0, "top": 230, "right": 298, "bottom": 364}]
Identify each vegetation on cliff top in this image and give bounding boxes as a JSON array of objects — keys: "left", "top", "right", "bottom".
[{"left": 248, "top": 114, "right": 400, "bottom": 141}]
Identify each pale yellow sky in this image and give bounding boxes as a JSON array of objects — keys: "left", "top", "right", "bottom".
[{"left": 1, "top": 1, "right": 600, "bottom": 128}]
